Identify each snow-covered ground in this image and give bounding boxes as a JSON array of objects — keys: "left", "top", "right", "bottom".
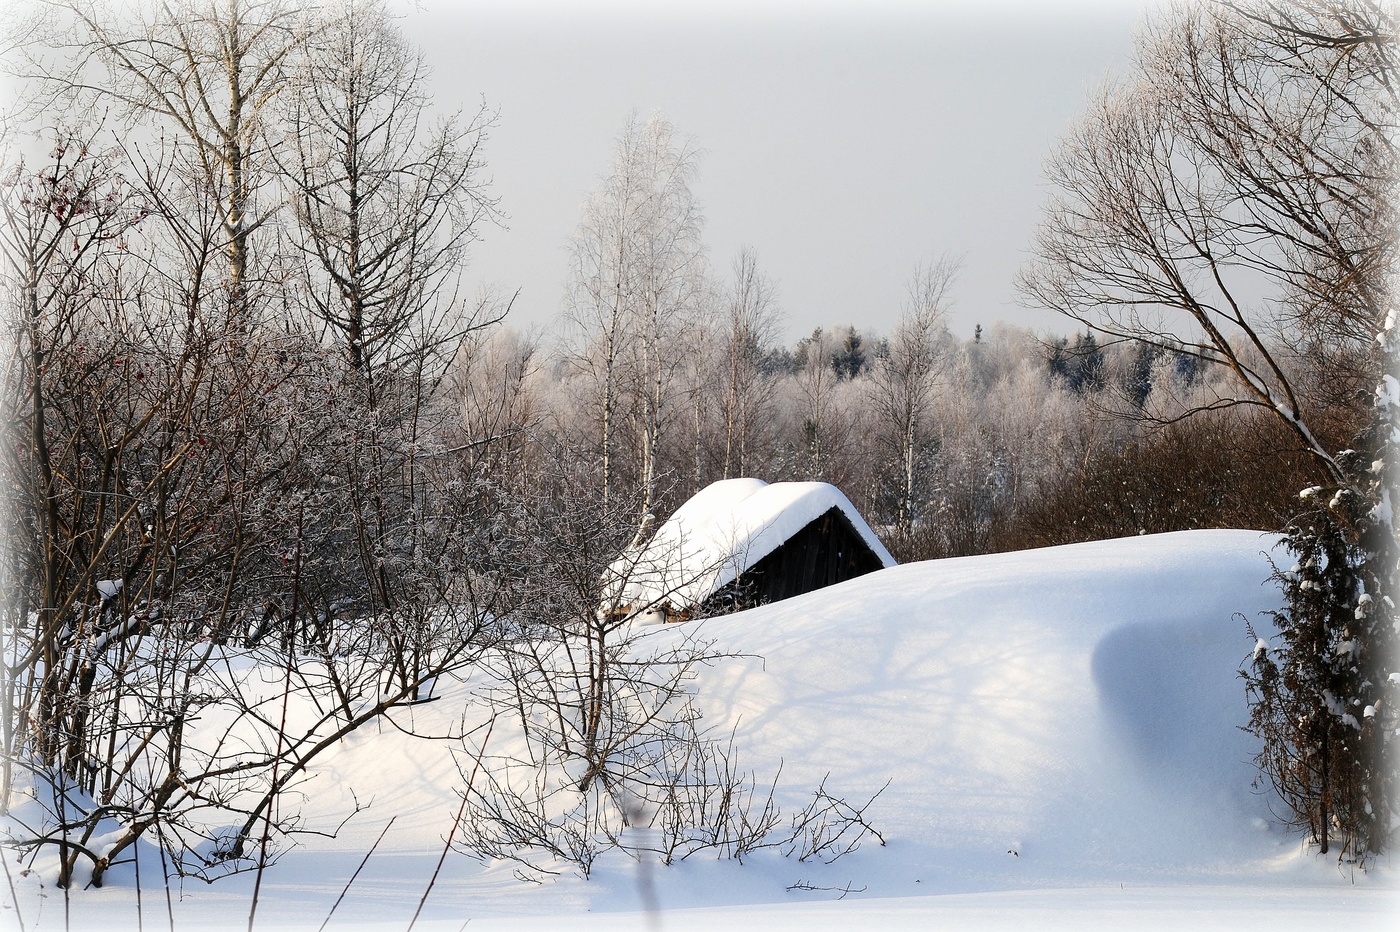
[{"left": 6, "top": 530, "right": 1395, "bottom": 930}]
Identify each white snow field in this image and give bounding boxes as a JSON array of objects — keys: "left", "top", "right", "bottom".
[{"left": 6, "top": 529, "right": 1395, "bottom": 930}]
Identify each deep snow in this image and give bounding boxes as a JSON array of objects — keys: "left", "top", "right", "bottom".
[{"left": 5, "top": 529, "right": 1395, "bottom": 930}]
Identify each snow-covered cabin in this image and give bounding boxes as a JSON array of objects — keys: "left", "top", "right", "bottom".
[{"left": 604, "top": 478, "right": 896, "bottom": 624}]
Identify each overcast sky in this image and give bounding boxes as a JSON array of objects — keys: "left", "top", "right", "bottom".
[{"left": 399, "top": 0, "right": 1153, "bottom": 344}]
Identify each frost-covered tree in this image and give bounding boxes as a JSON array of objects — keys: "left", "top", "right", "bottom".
[
  {"left": 53, "top": 0, "right": 304, "bottom": 320},
  {"left": 565, "top": 112, "right": 705, "bottom": 526},
  {"left": 871, "top": 256, "right": 957, "bottom": 535},
  {"left": 283, "top": 0, "right": 500, "bottom": 392},
  {"left": 789, "top": 327, "right": 845, "bottom": 480},
  {"left": 0, "top": 0, "right": 512, "bottom": 886},
  {"left": 717, "top": 248, "right": 782, "bottom": 480}
]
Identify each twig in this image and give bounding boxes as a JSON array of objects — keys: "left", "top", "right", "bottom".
[
  {"left": 406, "top": 716, "right": 495, "bottom": 932},
  {"left": 1, "top": 845, "right": 26, "bottom": 932},
  {"left": 785, "top": 880, "right": 866, "bottom": 899},
  {"left": 134, "top": 832, "right": 143, "bottom": 932},
  {"left": 153, "top": 816, "right": 174, "bottom": 932},
  {"left": 316, "top": 817, "right": 395, "bottom": 932}
]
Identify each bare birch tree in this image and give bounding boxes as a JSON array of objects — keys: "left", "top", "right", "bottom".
[
  {"left": 719, "top": 248, "right": 782, "bottom": 479},
  {"left": 872, "top": 256, "right": 959, "bottom": 535},
  {"left": 56, "top": 0, "right": 304, "bottom": 320},
  {"left": 566, "top": 111, "right": 705, "bottom": 526}
]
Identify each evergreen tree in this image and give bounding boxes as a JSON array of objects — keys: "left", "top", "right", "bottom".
[
  {"left": 1045, "top": 336, "right": 1070, "bottom": 383},
  {"left": 832, "top": 325, "right": 869, "bottom": 380},
  {"left": 1045, "top": 332, "right": 1105, "bottom": 394},
  {"left": 1245, "top": 468, "right": 1395, "bottom": 858},
  {"left": 1125, "top": 341, "right": 1158, "bottom": 408},
  {"left": 1065, "top": 332, "right": 1106, "bottom": 394},
  {"left": 1245, "top": 318, "right": 1397, "bottom": 859},
  {"left": 792, "top": 327, "right": 824, "bottom": 371}
]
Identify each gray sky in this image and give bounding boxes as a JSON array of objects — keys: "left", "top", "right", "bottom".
[{"left": 401, "top": 0, "right": 1152, "bottom": 344}]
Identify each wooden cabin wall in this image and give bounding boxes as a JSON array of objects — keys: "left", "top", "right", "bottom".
[{"left": 701, "top": 507, "right": 886, "bottom": 615}]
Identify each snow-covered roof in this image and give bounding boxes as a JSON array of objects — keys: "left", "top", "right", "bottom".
[{"left": 605, "top": 478, "right": 895, "bottom": 614}]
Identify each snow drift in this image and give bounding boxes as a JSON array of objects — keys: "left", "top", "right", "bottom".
[
  {"left": 10, "top": 529, "right": 1395, "bottom": 930},
  {"left": 650, "top": 528, "right": 1292, "bottom": 887}
]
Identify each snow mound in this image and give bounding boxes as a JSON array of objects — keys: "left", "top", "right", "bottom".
[{"left": 647, "top": 529, "right": 1303, "bottom": 884}]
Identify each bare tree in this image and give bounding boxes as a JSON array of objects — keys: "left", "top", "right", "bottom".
[
  {"left": 1, "top": 1, "right": 513, "bottom": 890},
  {"left": 0, "top": 131, "right": 318, "bottom": 888},
  {"left": 566, "top": 111, "right": 706, "bottom": 525},
  {"left": 55, "top": 0, "right": 305, "bottom": 319},
  {"left": 282, "top": 0, "right": 501, "bottom": 393},
  {"left": 788, "top": 328, "right": 852, "bottom": 482},
  {"left": 447, "top": 326, "right": 542, "bottom": 482},
  {"left": 1, "top": 129, "right": 147, "bottom": 805},
  {"left": 272, "top": 0, "right": 508, "bottom": 712},
  {"left": 872, "top": 255, "right": 959, "bottom": 535},
  {"left": 1019, "top": 1, "right": 1392, "bottom": 484},
  {"left": 719, "top": 248, "right": 782, "bottom": 480}
]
